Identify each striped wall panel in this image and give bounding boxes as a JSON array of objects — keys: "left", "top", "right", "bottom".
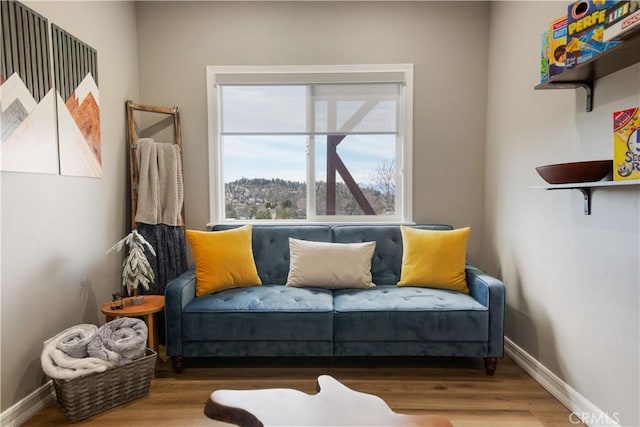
[
  {"left": 51, "top": 24, "right": 98, "bottom": 102},
  {"left": 0, "top": 0, "right": 51, "bottom": 103}
]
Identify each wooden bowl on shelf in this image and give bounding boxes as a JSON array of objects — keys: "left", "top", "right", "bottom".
[{"left": 535, "top": 160, "right": 613, "bottom": 184}]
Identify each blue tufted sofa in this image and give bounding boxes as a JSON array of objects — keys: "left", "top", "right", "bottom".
[{"left": 165, "top": 224, "right": 505, "bottom": 375}]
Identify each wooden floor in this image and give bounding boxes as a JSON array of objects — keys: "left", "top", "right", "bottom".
[{"left": 24, "top": 352, "right": 582, "bottom": 427}]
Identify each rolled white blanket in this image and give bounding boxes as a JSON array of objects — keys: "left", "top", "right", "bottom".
[
  {"left": 88, "top": 318, "right": 148, "bottom": 366},
  {"left": 41, "top": 324, "right": 115, "bottom": 380},
  {"left": 55, "top": 324, "right": 97, "bottom": 358}
]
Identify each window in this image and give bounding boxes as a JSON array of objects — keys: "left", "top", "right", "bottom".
[{"left": 207, "top": 65, "right": 413, "bottom": 224}]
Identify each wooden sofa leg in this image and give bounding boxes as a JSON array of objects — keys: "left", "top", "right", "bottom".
[
  {"left": 172, "top": 355, "right": 184, "bottom": 373},
  {"left": 484, "top": 357, "right": 497, "bottom": 376}
]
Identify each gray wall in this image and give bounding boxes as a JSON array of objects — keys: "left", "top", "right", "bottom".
[
  {"left": 485, "top": 2, "right": 639, "bottom": 425},
  {"left": 134, "top": 1, "right": 490, "bottom": 260},
  {"left": 1, "top": 1, "right": 139, "bottom": 412}
]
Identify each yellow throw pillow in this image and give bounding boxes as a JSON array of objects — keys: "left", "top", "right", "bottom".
[
  {"left": 397, "top": 225, "right": 470, "bottom": 294},
  {"left": 186, "top": 225, "right": 262, "bottom": 296}
]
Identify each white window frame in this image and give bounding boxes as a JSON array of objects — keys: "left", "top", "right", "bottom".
[{"left": 206, "top": 64, "right": 413, "bottom": 225}]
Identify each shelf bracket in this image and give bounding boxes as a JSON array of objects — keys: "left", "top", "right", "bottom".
[
  {"left": 577, "top": 187, "right": 591, "bottom": 215},
  {"left": 576, "top": 82, "right": 593, "bottom": 112},
  {"left": 548, "top": 187, "right": 591, "bottom": 215},
  {"left": 547, "top": 81, "right": 593, "bottom": 112}
]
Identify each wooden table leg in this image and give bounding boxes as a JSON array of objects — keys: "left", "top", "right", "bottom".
[
  {"left": 145, "top": 313, "right": 156, "bottom": 352},
  {"left": 106, "top": 315, "right": 115, "bottom": 322}
]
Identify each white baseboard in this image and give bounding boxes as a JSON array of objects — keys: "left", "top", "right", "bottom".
[
  {"left": 505, "top": 337, "right": 621, "bottom": 427},
  {"left": 0, "top": 381, "right": 55, "bottom": 427}
]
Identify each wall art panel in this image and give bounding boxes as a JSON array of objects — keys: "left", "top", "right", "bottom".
[
  {"left": 1, "top": 1, "right": 59, "bottom": 174},
  {"left": 52, "top": 24, "right": 101, "bottom": 177}
]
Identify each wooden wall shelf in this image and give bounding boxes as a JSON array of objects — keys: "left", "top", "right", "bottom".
[
  {"left": 534, "top": 28, "right": 640, "bottom": 111},
  {"left": 532, "top": 180, "right": 640, "bottom": 215}
]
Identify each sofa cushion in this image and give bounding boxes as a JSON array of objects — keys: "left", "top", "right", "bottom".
[
  {"left": 186, "top": 225, "right": 261, "bottom": 296},
  {"left": 397, "top": 225, "right": 470, "bottom": 294},
  {"left": 286, "top": 238, "right": 376, "bottom": 289},
  {"left": 182, "top": 285, "right": 334, "bottom": 341},
  {"left": 333, "top": 285, "right": 488, "bottom": 342},
  {"left": 212, "top": 225, "right": 332, "bottom": 285},
  {"left": 332, "top": 225, "right": 452, "bottom": 286}
]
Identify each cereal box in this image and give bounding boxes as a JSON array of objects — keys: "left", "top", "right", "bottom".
[
  {"left": 613, "top": 107, "right": 640, "bottom": 181},
  {"left": 549, "top": 16, "right": 568, "bottom": 77},
  {"left": 604, "top": 0, "right": 640, "bottom": 41},
  {"left": 566, "top": 0, "right": 620, "bottom": 69},
  {"left": 541, "top": 31, "right": 550, "bottom": 83}
]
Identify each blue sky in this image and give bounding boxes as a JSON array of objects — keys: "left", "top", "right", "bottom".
[{"left": 223, "top": 135, "right": 395, "bottom": 185}]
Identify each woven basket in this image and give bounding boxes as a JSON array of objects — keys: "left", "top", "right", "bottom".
[{"left": 53, "top": 348, "right": 156, "bottom": 423}]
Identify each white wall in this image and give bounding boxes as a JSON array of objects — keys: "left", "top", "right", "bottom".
[
  {"left": 485, "top": 2, "right": 640, "bottom": 425},
  {"left": 0, "top": 1, "right": 139, "bottom": 412},
  {"left": 134, "top": 1, "right": 490, "bottom": 260}
]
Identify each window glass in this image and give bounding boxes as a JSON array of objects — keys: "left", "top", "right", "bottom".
[
  {"left": 223, "top": 135, "right": 307, "bottom": 220},
  {"left": 221, "top": 85, "right": 307, "bottom": 134},
  {"left": 314, "top": 135, "right": 396, "bottom": 217},
  {"left": 208, "top": 65, "right": 412, "bottom": 223}
]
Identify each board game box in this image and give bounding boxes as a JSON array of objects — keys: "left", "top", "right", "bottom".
[
  {"left": 549, "top": 16, "right": 568, "bottom": 77},
  {"left": 541, "top": 31, "right": 550, "bottom": 83},
  {"left": 613, "top": 107, "right": 640, "bottom": 181},
  {"left": 566, "top": 0, "right": 620, "bottom": 68},
  {"left": 604, "top": 0, "right": 640, "bottom": 41}
]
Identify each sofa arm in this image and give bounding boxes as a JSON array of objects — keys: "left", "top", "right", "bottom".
[
  {"left": 466, "top": 265, "right": 505, "bottom": 357},
  {"left": 165, "top": 268, "right": 196, "bottom": 356}
]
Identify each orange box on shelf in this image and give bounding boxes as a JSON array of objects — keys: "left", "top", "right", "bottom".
[
  {"left": 549, "top": 15, "right": 568, "bottom": 77},
  {"left": 613, "top": 107, "right": 640, "bottom": 181}
]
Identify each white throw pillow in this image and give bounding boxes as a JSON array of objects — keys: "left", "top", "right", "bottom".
[{"left": 285, "top": 238, "right": 376, "bottom": 289}]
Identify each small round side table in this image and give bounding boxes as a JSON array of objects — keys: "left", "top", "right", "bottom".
[{"left": 100, "top": 295, "right": 165, "bottom": 352}]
